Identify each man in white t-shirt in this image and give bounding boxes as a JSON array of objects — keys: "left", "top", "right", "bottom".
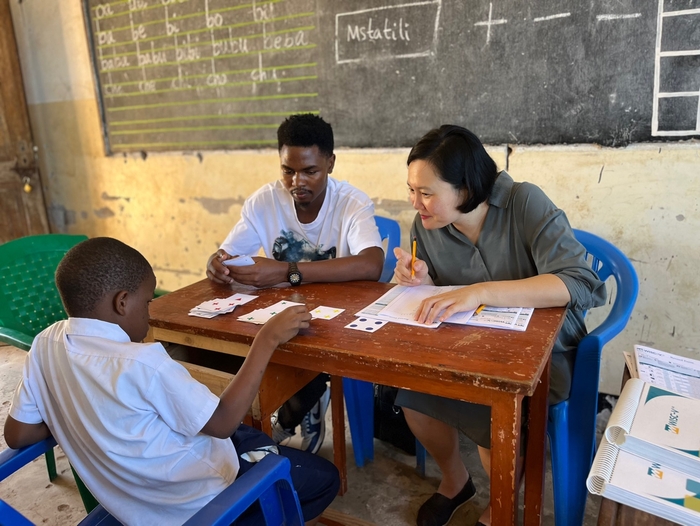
[{"left": 206, "top": 114, "right": 384, "bottom": 454}]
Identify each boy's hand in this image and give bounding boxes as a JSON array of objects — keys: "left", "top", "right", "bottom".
[
  {"left": 257, "top": 305, "right": 311, "bottom": 347},
  {"left": 393, "top": 247, "right": 430, "bottom": 286}
]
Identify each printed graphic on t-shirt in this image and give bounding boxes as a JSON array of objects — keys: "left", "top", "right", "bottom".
[{"left": 272, "top": 230, "right": 337, "bottom": 262}]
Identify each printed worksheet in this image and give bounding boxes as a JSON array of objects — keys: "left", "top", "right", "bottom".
[{"left": 634, "top": 345, "right": 700, "bottom": 399}]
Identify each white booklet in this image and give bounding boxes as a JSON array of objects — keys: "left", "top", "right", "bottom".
[
  {"left": 605, "top": 377, "right": 700, "bottom": 478},
  {"left": 634, "top": 345, "right": 700, "bottom": 399},
  {"left": 587, "top": 436, "right": 700, "bottom": 525},
  {"left": 356, "top": 285, "right": 533, "bottom": 331}
]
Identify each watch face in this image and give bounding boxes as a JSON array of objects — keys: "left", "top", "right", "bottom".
[{"left": 289, "top": 271, "right": 302, "bottom": 286}]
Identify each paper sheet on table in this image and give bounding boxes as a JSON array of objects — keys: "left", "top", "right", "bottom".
[{"left": 358, "top": 285, "right": 466, "bottom": 328}]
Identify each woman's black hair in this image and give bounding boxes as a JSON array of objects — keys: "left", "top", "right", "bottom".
[{"left": 407, "top": 125, "right": 498, "bottom": 214}]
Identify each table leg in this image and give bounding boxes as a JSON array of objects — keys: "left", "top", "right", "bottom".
[
  {"left": 523, "top": 357, "right": 550, "bottom": 526},
  {"left": 490, "top": 394, "right": 522, "bottom": 526},
  {"left": 330, "top": 375, "right": 347, "bottom": 495}
]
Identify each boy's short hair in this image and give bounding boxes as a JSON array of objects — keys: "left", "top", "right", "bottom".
[
  {"left": 277, "top": 113, "right": 334, "bottom": 157},
  {"left": 56, "top": 237, "right": 153, "bottom": 317}
]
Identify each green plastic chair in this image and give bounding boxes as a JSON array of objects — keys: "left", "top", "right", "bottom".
[{"left": 0, "top": 233, "right": 88, "bottom": 481}]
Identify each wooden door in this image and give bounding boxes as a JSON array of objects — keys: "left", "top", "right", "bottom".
[{"left": 0, "top": 0, "right": 49, "bottom": 243}]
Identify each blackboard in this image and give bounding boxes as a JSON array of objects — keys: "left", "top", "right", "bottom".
[{"left": 83, "top": 0, "right": 700, "bottom": 152}]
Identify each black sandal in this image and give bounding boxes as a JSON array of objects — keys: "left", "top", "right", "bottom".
[{"left": 416, "top": 476, "right": 477, "bottom": 526}]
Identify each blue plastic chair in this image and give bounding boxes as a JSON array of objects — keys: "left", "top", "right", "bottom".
[
  {"left": 374, "top": 216, "right": 400, "bottom": 283},
  {"left": 343, "top": 216, "right": 400, "bottom": 467},
  {"left": 0, "top": 437, "right": 304, "bottom": 526},
  {"left": 548, "top": 229, "right": 638, "bottom": 526}
]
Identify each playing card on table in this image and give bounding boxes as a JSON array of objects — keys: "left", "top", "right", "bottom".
[
  {"left": 238, "top": 300, "right": 305, "bottom": 325},
  {"left": 310, "top": 306, "right": 345, "bottom": 320},
  {"left": 189, "top": 293, "right": 258, "bottom": 318},
  {"left": 344, "top": 317, "right": 388, "bottom": 333}
]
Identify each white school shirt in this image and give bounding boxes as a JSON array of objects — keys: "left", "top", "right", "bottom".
[
  {"left": 220, "top": 177, "right": 382, "bottom": 262},
  {"left": 10, "top": 318, "right": 237, "bottom": 526}
]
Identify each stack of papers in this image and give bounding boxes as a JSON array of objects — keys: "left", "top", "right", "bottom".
[
  {"left": 356, "top": 285, "right": 533, "bottom": 331},
  {"left": 237, "top": 300, "right": 304, "bottom": 325},
  {"left": 189, "top": 293, "right": 257, "bottom": 318},
  {"left": 630, "top": 345, "right": 700, "bottom": 399}
]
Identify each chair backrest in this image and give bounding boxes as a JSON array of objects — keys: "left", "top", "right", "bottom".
[
  {"left": 0, "top": 234, "right": 88, "bottom": 345},
  {"left": 569, "top": 228, "right": 639, "bottom": 426},
  {"left": 375, "top": 216, "right": 400, "bottom": 283}
]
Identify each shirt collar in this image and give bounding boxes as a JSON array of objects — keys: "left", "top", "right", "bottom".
[
  {"left": 488, "top": 170, "right": 514, "bottom": 209},
  {"left": 65, "top": 317, "right": 132, "bottom": 343}
]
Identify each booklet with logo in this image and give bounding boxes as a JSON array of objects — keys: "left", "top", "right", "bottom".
[
  {"left": 605, "top": 377, "right": 700, "bottom": 478},
  {"left": 587, "top": 436, "right": 700, "bottom": 525}
]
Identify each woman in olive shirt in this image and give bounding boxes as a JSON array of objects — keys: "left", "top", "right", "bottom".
[{"left": 393, "top": 125, "right": 606, "bottom": 526}]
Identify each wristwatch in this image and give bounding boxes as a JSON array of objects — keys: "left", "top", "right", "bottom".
[{"left": 287, "top": 262, "right": 302, "bottom": 287}]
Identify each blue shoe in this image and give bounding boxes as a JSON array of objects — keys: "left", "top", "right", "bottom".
[{"left": 300, "top": 386, "right": 331, "bottom": 454}]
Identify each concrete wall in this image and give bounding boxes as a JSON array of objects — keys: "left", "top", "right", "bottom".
[{"left": 9, "top": 1, "right": 699, "bottom": 395}]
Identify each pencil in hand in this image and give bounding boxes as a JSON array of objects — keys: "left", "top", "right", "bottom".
[{"left": 411, "top": 236, "right": 417, "bottom": 279}]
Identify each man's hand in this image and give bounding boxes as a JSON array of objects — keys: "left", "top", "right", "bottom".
[
  {"left": 206, "top": 250, "right": 234, "bottom": 284},
  {"left": 226, "top": 257, "right": 288, "bottom": 288}
]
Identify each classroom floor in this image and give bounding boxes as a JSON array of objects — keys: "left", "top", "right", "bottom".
[{"left": 0, "top": 344, "right": 603, "bottom": 525}]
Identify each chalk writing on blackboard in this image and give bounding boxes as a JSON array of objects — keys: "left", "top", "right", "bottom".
[
  {"left": 85, "top": 0, "right": 319, "bottom": 153},
  {"left": 334, "top": 1, "right": 442, "bottom": 64},
  {"left": 84, "top": 0, "right": 699, "bottom": 152},
  {"left": 652, "top": 2, "right": 700, "bottom": 137}
]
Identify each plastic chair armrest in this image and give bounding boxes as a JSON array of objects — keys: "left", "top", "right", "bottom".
[
  {"left": 0, "top": 501, "right": 35, "bottom": 526},
  {"left": 0, "top": 437, "right": 57, "bottom": 481},
  {"left": 183, "top": 454, "right": 300, "bottom": 526},
  {"left": 0, "top": 327, "right": 33, "bottom": 351},
  {"left": 78, "top": 505, "right": 123, "bottom": 526}
]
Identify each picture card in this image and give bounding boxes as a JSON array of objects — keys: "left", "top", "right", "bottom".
[
  {"left": 238, "top": 300, "right": 305, "bottom": 325},
  {"left": 189, "top": 293, "right": 258, "bottom": 318},
  {"left": 310, "top": 306, "right": 345, "bottom": 320},
  {"left": 344, "top": 317, "right": 388, "bottom": 333}
]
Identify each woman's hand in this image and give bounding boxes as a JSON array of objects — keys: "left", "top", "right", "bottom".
[
  {"left": 393, "top": 247, "right": 432, "bottom": 286},
  {"left": 416, "top": 286, "right": 482, "bottom": 325}
]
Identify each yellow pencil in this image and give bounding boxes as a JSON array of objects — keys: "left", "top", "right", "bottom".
[
  {"left": 411, "top": 237, "right": 417, "bottom": 279},
  {"left": 475, "top": 304, "right": 486, "bottom": 315}
]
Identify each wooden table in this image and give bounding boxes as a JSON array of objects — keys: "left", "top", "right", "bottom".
[{"left": 148, "top": 279, "right": 566, "bottom": 525}]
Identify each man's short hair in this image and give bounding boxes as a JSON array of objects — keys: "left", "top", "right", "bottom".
[
  {"left": 55, "top": 237, "right": 153, "bottom": 317},
  {"left": 277, "top": 113, "right": 334, "bottom": 157}
]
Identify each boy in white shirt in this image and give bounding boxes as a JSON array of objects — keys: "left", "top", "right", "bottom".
[
  {"left": 207, "top": 114, "right": 384, "bottom": 454},
  {"left": 4, "top": 237, "right": 339, "bottom": 526}
]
